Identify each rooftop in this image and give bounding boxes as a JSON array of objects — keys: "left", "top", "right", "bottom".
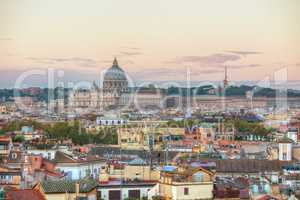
[
  {"left": 40, "top": 178, "right": 98, "bottom": 194},
  {"left": 277, "top": 137, "right": 294, "bottom": 143},
  {"left": 215, "top": 159, "right": 290, "bottom": 173},
  {"left": 98, "top": 179, "right": 157, "bottom": 187},
  {"left": 54, "top": 151, "right": 105, "bottom": 164},
  {"left": 6, "top": 189, "right": 45, "bottom": 200},
  {"left": 0, "top": 135, "right": 11, "bottom": 144}
]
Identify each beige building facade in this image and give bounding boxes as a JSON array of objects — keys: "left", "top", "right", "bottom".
[{"left": 156, "top": 167, "right": 214, "bottom": 200}]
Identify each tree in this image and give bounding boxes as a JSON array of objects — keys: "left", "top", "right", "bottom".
[
  {"left": 45, "top": 121, "right": 118, "bottom": 145},
  {"left": 3, "top": 120, "right": 44, "bottom": 132},
  {"left": 13, "top": 135, "right": 25, "bottom": 143},
  {"left": 231, "top": 119, "right": 271, "bottom": 137}
]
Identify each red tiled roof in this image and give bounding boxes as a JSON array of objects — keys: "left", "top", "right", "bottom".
[
  {"left": 54, "top": 151, "right": 76, "bottom": 163},
  {"left": 0, "top": 135, "right": 11, "bottom": 144},
  {"left": 54, "top": 151, "right": 105, "bottom": 164},
  {"left": 44, "top": 169, "right": 65, "bottom": 178},
  {"left": 256, "top": 194, "right": 278, "bottom": 200},
  {"left": 6, "top": 189, "right": 46, "bottom": 200}
]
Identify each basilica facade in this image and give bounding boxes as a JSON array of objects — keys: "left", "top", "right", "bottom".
[{"left": 69, "top": 58, "right": 130, "bottom": 110}]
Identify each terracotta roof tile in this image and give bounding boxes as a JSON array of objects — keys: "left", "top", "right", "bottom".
[{"left": 6, "top": 189, "right": 46, "bottom": 200}]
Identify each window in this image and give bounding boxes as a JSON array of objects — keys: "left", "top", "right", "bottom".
[
  {"left": 128, "top": 190, "right": 140, "bottom": 199},
  {"left": 12, "top": 153, "right": 17, "bottom": 159},
  {"left": 184, "top": 188, "right": 189, "bottom": 195},
  {"left": 193, "top": 172, "right": 204, "bottom": 182},
  {"left": 283, "top": 153, "right": 287, "bottom": 160},
  {"left": 97, "top": 191, "right": 102, "bottom": 200}
]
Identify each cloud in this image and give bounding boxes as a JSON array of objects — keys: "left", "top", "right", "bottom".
[
  {"left": 133, "top": 68, "right": 185, "bottom": 80},
  {"left": 0, "top": 38, "right": 13, "bottom": 41},
  {"left": 101, "top": 59, "right": 116, "bottom": 64},
  {"left": 129, "top": 47, "right": 141, "bottom": 50},
  {"left": 225, "top": 50, "right": 262, "bottom": 56},
  {"left": 117, "top": 47, "right": 143, "bottom": 57},
  {"left": 0, "top": 68, "right": 101, "bottom": 88},
  {"left": 121, "top": 47, "right": 141, "bottom": 50},
  {"left": 119, "top": 51, "right": 143, "bottom": 56},
  {"left": 166, "top": 53, "right": 241, "bottom": 65},
  {"left": 200, "top": 69, "right": 223, "bottom": 74},
  {"left": 98, "top": 58, "right": 134, "bottom": 68},
  {"left": 228, "top": 64, "right": 261, "bottom": 69},
  {"left": 26, "top": 57, "right": 99, "bottom": 68},
  {"left": 123, "top": 59, "right": 135, "bottom": 64},
  {"left": 165, "top": 53, "right": 261, "bottom": 70},
  {"left": 133, "top": 67, "right": 223, "bottom": 80}
]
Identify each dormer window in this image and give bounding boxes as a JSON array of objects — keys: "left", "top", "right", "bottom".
[{"left": 12, "top": 153, "right": 17, "bottom": 159}]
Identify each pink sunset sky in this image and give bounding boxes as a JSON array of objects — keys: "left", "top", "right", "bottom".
[{"left": 0, "top": 0, "right": 299, "bottom": 87}]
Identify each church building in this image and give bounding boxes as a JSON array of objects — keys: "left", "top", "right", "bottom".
[
  {"left": 69, "top": 58, "right": 166, "bottom": 111},
  {"left": 69, "top": 58, "right": 129, "bottom": 110}
]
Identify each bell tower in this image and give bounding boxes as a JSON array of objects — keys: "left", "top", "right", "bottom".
[{"left": 223, "top": 66, "right": 229, "bottom": 89}]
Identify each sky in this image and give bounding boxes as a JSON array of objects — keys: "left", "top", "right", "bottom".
[{"left": 0, "top": 0, "right": 299, "bottom": 88}]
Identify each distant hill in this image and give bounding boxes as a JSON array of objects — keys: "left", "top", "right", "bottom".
[{"left": 226, "top": 85, "right": 300, "bottom": 97}]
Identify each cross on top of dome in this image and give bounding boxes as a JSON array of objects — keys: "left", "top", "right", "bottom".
[{"left": 112, "top": 57, "right": 119, "bottom": 68}]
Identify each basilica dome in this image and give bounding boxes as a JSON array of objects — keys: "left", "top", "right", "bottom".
[{"left": 102, "top": 58, "right": 129, "bottom": 93}]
